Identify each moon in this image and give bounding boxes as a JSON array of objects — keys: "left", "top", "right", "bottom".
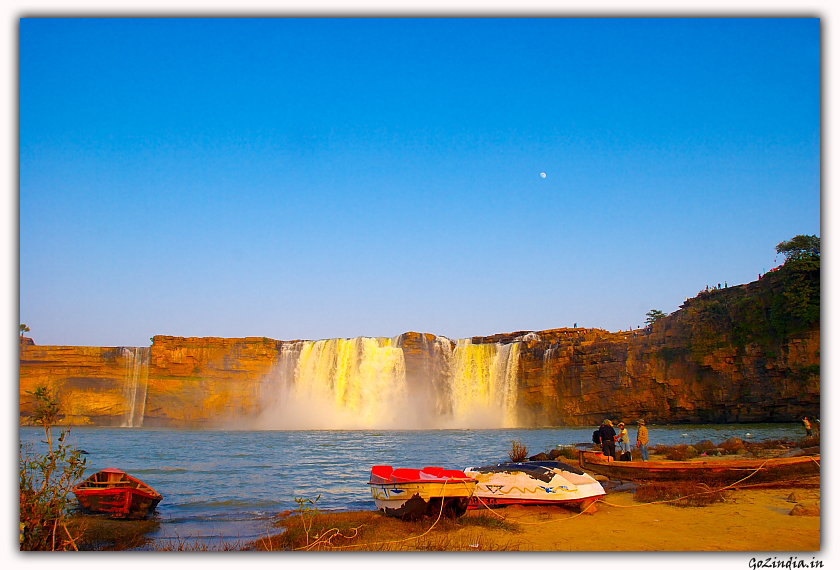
[{"left": 540, "top": 172, "right": 547, "bottom": 178}]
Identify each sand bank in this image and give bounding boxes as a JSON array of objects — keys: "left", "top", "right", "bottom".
[{"left": 258, "top": 480, "right": 820, "bottom": 552}]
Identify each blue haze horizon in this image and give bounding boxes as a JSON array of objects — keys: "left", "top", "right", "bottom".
[
  {"left": 20, "top": 18, "right": 820, "bottom": 347},
  {"left": 20, "top": 424, "right": 808, "bottom": 546}
]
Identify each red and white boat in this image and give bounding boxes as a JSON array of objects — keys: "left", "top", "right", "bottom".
[
  {"left": 73, "top": 468, "right": 162, "bottom": 519},
  {"left": 369, "top": 466, "right": 477, "bottom": 520},
  {"left": 464, "top": 461, "right": 605, "bottom": 512}
]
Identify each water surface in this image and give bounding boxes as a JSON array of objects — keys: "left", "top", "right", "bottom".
[{"left": 20, "top": 424, "right": 806, "bottom": 545}]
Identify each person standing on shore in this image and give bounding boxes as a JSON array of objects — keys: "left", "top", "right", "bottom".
[
  {"left": 599, "top": 419, "right": 617, "bottom": 460},
  {"left": 636, "top": 419, "right": 649, "bottom": 461},
  {"left": 802, "top": 417, "right": 812, "bottom": 437},
  {"left": 617, "top": 422, "right": 630, "bottom": 455}
]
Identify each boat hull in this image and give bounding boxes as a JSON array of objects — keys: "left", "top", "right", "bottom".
[
  {"left": 369, "top": 466, "right": 476, "bottom": 520},
  {"left": 73, "top": 468, "right": 162, "bottom": 519},
  {"left": 369, "top": 481, "right": 474, "bottom": 520},
  {"left": 578, "top": 450, "right": 820, "bottom": 484},
  {"left": 75, "top": 488, "right": 162, "bottom": 519},
  {"left": 465, "top": 461, "right": 605, "bottom": 512}
]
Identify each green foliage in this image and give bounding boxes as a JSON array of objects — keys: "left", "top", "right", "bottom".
[
  {"left": 791, "top": 364, "right": 820, "bottom": 383},
  {"left": 776, "top": 234, "right": 820, "bottom": 261},
  {"left": 686, "top": 245, "right": 819, "bottom": 363},
  {"left": 656, "top": 346, "right": 681, "bottom": 366},
  {"left": 645, "top": 309, "right": 668, "bottom": 326},
  {"left": 20, "top": 385, "right": 87, "bottom": 551},
  {"left": 780, "top": 255, "right": 820, "bottom": 324},
  {"left": 27, "top": 386, "right": 61, "bottom": 454},
  {"left": 20, "top": 323, "right": 31, "bottom": 336},
  {"left": 20, "top": 439, "right": 87, "bottom": 550},
  {"left": 293, "top": 494, "right": 322, "bottom": 547}
]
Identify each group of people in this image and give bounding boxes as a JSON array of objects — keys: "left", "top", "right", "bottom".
[{"left": 595, "top": 418, "right": 649, "bottom": 461}]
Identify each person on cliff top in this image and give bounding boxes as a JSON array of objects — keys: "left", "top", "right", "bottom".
[
  {"left": 636, "top": 419, "right": 650, "bottom": 461},
  {"left": 617, "top": 422, "right": 630, "bottom": 455},
  {"left": 598, "top": 419, "right": 617, "bottom": 460},
  {"left": 802, "top": 417, "right": 812, "bottom": 437}
]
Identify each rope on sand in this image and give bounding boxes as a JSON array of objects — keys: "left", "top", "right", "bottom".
[{"left": 298, "top": 478, "right": 454, "bottom": 551}]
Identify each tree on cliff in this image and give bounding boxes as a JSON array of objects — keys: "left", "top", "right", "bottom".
[
  {"left": 775, "top": 235, "right": 820, "bottom": 325},
  {"left": 645, "top": 309, "right": 668, "bottom": 326},
  {"left": 776, "top": 234, "right": 820, "bottom": 261},
  {"left": 20, "top": 323, "right": 30, "bottom": 338}
]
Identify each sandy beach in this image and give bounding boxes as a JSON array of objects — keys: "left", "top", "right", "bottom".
[{"left": 256, "top": 479, "right": 820, "bottom": 552}]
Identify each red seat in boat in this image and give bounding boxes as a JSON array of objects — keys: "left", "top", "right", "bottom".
[{"left": 370, "top": 465, "right": 474, "bottom": 484}]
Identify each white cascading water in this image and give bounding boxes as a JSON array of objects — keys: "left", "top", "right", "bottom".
[
  {"left": 257, "top": 335, "right": 522, "bottom": 429},
  {"left": 446, "top": 339, "right": 521, "bottom": 428},
  {"left": 121, "top": 347, "right": 150, "bottom": 428},
  {"left": 256, "top": 337, "right": 410, "bottom": 429}
]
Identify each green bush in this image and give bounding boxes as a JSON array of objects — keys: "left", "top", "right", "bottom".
[{"left": 20, "top": 386, "right": 87, "bottom": 551}]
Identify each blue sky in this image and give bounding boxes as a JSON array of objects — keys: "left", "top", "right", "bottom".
[{"left": 19, "top": 18, "right": 820, "bottom": 347}]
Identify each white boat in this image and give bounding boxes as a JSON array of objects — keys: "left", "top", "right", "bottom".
[
  {"left": 464, "top": 460, "right": 605, "bottom": 512},
  {"left": 368, "top": 465, "right": 477, "bottom": 520}
]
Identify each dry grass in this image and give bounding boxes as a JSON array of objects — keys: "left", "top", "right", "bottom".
[
  {"left": 251, "top": 509, "right": 523, "bottom": 551},
  {"left": 509, "top": 439, "right": 529, "bottom": 462},
  {"left": 65, "top": 515, "right": 161, "bottom": 551},
  {"left": 66, "top": 514, "right": 250, "bottom": 551}
]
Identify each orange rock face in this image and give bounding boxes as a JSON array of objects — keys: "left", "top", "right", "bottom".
[
  {"left": 20, "top": 279, "right": 820, "bottom": 428},
  {"left": 20, "top": 337, "right": 282, "bottom": 428}
]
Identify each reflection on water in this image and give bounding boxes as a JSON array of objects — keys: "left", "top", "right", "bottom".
[{"left": 19, "top": 424, "right": 806, "bottom": 545}]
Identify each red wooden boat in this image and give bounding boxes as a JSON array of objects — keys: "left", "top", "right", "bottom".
[
  {"left": 73, "top": 468, "right": 162, "bottom": 519},
  {"left": 578, "top": 450, "right": 820, "bottom": 484}
]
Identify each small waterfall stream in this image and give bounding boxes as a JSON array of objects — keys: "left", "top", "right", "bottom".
[{"left": 121, "top": 347, "right": 150, "bottom": 428}]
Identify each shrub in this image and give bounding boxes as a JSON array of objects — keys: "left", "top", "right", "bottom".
[
  {"left": 508, "top": 439, "right": 529, "bottom": 463},
  {"left": 552, "top": 446, "right": 579, "bottom": 461},
  {"left": 19, "top": 386, "right": 87, "bottom": 551}
]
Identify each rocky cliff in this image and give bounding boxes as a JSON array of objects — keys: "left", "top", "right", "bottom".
[{"left": 20, "top": 263, "right": 819, "bottom": 428}]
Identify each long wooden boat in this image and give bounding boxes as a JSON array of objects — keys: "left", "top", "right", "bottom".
[
  {"left": 464, "top": 460, "right": 605, "bottom": 513},
  {"left": 369, "top": 466, "right": 477, "bottom": 520},
  {"left": 578, "top": 450, "right": 820, "bottom": 484},
  {"left": 73, "top": 468, "right": 162, "bottom": 519}
]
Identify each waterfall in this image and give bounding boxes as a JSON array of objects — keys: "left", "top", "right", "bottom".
[
  {"left": 446, "top": 340, "right": 521, "bottom": 428},
  {"left": 257, "top": 335, "right": 522, "bottom": 429},
  {"left": 257, "top": 337, "right": 410, "bottom": 429},
  {"left": 121, "top": 347, "right": 150, "bottom": 428}
]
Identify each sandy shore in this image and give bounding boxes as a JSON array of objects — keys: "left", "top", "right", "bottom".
[
  {"left": 258, "top": 478, "right": 820, "bottom": 552},
  {"left": 462, "top": 484, "right": 820, "bottom": 551}
]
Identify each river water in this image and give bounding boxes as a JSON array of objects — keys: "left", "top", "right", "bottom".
[{"left": 19, "top": 423, "right": 807, "bottom": 547}]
